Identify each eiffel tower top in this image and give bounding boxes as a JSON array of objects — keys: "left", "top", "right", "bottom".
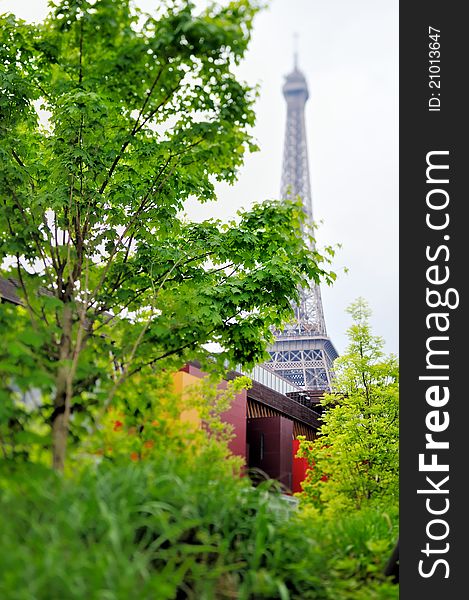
[
  {"left": 284, "top": 33, "right": 308, "bottom": 100},
  {"left": 280, "top": 56, "right": 313, "bottom": 222},
  {"left": 282, "top": 63, "right": 309, "bottom": 103}
]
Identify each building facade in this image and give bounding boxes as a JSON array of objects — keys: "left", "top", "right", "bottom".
[{"left": 180, "top": 362, "right": 321, "bottom": 494}]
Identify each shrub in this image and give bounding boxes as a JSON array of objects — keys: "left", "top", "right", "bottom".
[{"left": 0, "top": 453, "right": 398, "bottom": 599}]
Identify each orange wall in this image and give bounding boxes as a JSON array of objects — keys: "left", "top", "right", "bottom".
[
  {"left": 172, "top": 370, "right": 201, "bottom": 426},
  {"left": 172, "top": 366, "right": 247, "bottom": 460}
]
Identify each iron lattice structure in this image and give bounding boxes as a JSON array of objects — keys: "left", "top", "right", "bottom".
[{"left": 266, "top": 61, "right": 338, "bottom": 390}]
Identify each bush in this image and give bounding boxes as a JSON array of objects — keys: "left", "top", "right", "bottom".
[{"left": 0, "top": 453, "right": 398, "bottom": 599}]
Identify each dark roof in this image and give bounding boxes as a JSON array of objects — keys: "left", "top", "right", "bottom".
[
  {"left": 247, "top": 378, "right": 322, "bottom": 430},
  {"left": 0, "top": 278, "right": 21, "bottom": 305}
]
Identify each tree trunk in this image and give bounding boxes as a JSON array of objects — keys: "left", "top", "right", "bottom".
[
  {"left": 52, "top": 304, "right": 73, "bottom": 471},
  {"left": 52, "top": 409, "right": 69, "bottom": 471}
]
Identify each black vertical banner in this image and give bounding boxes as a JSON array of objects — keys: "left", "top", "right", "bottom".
[{"left": 400, "top": 2, "right": 467, "bottom": 598}]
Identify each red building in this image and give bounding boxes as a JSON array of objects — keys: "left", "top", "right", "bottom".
[{"left": 180, "top": 362, "right": 324, "bottom": 494}]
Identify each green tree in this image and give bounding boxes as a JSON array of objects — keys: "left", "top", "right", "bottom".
[
  {"left": 0, "top": 0, "right": 335, "bottom": 470},
  {"left": 298, "top": 298, "right": 399, "bottom": 512}
]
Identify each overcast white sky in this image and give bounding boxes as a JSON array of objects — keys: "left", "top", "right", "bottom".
[{"left": 1, "top": 0, "right": 399, "bottom": 357}]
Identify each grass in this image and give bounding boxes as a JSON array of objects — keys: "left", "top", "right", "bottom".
[{"left": 0, "top": 456, "right": 398, "bottom": 599}]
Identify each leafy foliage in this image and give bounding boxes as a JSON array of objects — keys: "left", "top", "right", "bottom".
[
  {"left": 0, "top": 0, "right": 335, "bottom": 469},
  {"left": 298, "top": 299, "right": 399, "bottom": 513},
  {"left": 75, "top": 371, "right": 250, "bottom": 471},
  {"left": 0, "top": 3, "right": 397, "bottom": 596},
  {"left": 0, "top": 452, "right": 398, "bottom": 600}
]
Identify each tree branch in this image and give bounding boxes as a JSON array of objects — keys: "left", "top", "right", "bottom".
[
  {"left": 15, "top": 254, "right": 41, "bottom": 325},
  {"left": 88, "top": 155, "right": 176, "bottom": 307},
  {"left": 97, "top": 63, "right": 170, "bottom": 195}
]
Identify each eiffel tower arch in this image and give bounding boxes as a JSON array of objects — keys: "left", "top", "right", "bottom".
[{"left": 266, "top": 59, "right": 338, "bottom": 391}]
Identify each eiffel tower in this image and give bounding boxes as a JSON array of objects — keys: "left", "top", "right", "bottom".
[{"left": 266, "top": 57, "right": 338, "bottom": 391}]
